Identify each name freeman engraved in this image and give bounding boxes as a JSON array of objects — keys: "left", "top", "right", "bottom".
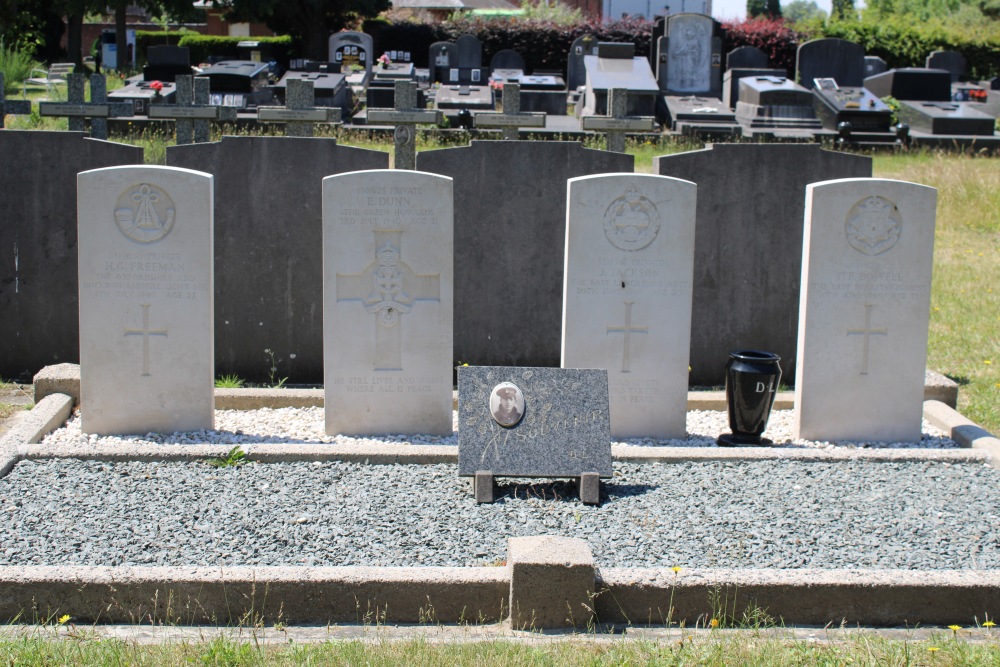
[{"left": 81, "top": 251, "right": 207, "bottom": 300}]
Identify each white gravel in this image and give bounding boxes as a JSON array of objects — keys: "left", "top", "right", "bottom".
[{"left": 38, "top": 407, "right": 957, "bottom": 450}]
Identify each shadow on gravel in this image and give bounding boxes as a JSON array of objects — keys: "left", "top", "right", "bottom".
[{"left": 492, "top": 479, "right": 657, "bottom": 503}]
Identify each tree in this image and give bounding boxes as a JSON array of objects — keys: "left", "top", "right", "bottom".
[
  {"left": 831, "top": 0, "right": 856, "bottom": 19},
  {"left": 766, "top": 0, "right": 782, "bottom": 17},
  {"left": 783, "top": 0, "right": 827, "bottom": 22},
  {"left": 747, "top": 0, "right": 767, "bottom": 17},
  {"left": 217, "top": 0, "right": 392, "bottom": 60}
]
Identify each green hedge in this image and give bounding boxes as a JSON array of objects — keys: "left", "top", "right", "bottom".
[
  {"left": 365, "top": 15, "right": 1000, "bottom": 81},
  {"left": 813, "top": 17, "right": 1000, "bottom": 79},
  {"left": 176, "top": 34, "right": 294, "bottom": 65}
]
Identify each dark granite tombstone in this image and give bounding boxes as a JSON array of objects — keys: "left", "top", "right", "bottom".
[
  {"left": 143, "top": 45, "right": 193, "bottom": 82},
  {"left": 166, "top": 137, "right": 387, "bottom": 384},
  {"left": 796, "top": 38, "right": 865, "bottom": 89},
  {"left": 655, "top": 144, "right": 872, "bottom": 386},
  {"left": 656, "top": 13, "right": 723, "bottom": 98},
  {"left": 428, "top": 41, "right": 455, "bottom": 85},
  {"left": 926, "top": 50, "right": 966, "bottom": 83},
  {"left": 0, "top": 131, "right": 143, "bottom": 382},
  {"left": 864, "top": 56, "right": 888, "bottom": 78},
  {"left": 455, "top": 34, "right": 483, "bottom": 69},
  {"left": 489, "top": 70, "right": 568, "bottom": 114},
  {"left": 811, "top": 77, "right": 892, "bottom": 132},
  {"left": 722, "top": 68, "right": 786, "bottom": 109},
  {"left": 457, "top": 366, "right": 612, "bottom": 504},
  {"left": 200, "top": 60, "right": 273, "bottom": 109},
  {"left": 328, "top": 31, "right": 373, "bottom": 78},
  {"left": 864, "top": 68, "right": 953, "bottom": 102},
  {"left": 726, "top": 45, "right": 768, "bottom": 70},
  {"left": 272, "top": 70, "right": 350, "bottom": 114},
  {"left": 734, "top": 76, "right": 821, "bottom": 130},
  {"left": 490, "top": 49, "right": 525, "bottom": 72},
  {"left": 566, "top": 35, "right": 599, "bottom": 92},
  {"left": 365, "top": 61, "right": 416, "bottom": 108},
  {"left": 989, "top": 77, "right": 1000, "bottom": 91},
  {"left": 0, "top": 74, "right": 31, "bottom": 127},
  {"left": 897, "top": 100, "right": 996, "bottom": 135},
  {"left": 417, "top": 142, "right": 632, "bottom": 370}
]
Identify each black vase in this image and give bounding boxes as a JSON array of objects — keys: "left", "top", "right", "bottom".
[{"left": 717, "top": 350, "right": 782, "bottom": 447}]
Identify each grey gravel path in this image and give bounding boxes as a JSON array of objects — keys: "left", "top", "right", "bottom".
[{"left": 2, "top": 458, "right": 998, "bottom": 570}]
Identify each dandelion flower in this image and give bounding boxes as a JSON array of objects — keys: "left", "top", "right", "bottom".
[
  {"left": 57, "top": 615, "right": 70, "bottom": 624},
  {"left": 949, "top": 624, "right": 962, "bottom": 632},
  {"left": 671, "top": 566, "right": 682, "bottom": 573},
  {"left": 928, "top": 646, "right": 940, "bottom": 652},
  {"left": 710, "top": 618, "right": 719, "bottom": 628},
  {"left": 984, "top": 621, "right": 996, "bottom": 628}
]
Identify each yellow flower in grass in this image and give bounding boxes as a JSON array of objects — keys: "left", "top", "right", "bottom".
[
  {"left": 709, "top": 618, "right": 719, "bottom": 628},
  {"left": 671, "top": 566, "right": 682, "bottom": 573},
  {"left": 928, "top": 646, "right": 940, "bottom": 652},
  {"left": 57, "top": 615, "right": 70, "bottom": 625},
  {"left": 984, "top": 621, "right": 996, "bottom": 628}
]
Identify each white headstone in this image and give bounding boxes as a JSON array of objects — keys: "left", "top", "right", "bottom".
[
  {"left": 562, "top": 173, "right": 697, "bottom": 439},
  {"left": 77, "top": 165, "right": 214, "bottom": 435},
  {"left": 323, "top": 169, "right": 454, "bottom": 436},
  {"left": 794, "top": 178, "right": 937, "bottom": 442}
]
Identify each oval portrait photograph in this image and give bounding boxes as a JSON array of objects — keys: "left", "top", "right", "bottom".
[{"left": 489, "top": 382, "right": 524, "bottom": 427}]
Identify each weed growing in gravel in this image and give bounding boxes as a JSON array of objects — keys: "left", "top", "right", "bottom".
[
  {"left": 206, "top": 446, "right": 248, "bottom": 468},
  {"left": 214, "top": 374, "right": 245, "bottom": 389},
  {"left": 264, "top": 349, "right": 288, "bottom": 389}
]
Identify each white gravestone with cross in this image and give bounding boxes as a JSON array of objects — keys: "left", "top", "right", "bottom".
[
  {"left": 77, "top": 165, "right": 215, "bottom": 435},
  {"left": 323, "top": 169, "right": 454, "bottom": 436},
  {"left": 562, "top": 173, "right": 697, "bottom": 439},
  {"left": 794, "top": 178, "right": 937, "bottom": 442}
]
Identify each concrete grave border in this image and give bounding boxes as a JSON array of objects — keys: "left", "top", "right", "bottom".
[{"left": 1, "top": 366, "right": 997, "bottom": 628}]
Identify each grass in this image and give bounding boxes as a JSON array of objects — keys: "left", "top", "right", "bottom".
[
  {"left": 872, "top": 150, "right": 1000, "bottom": 435},
  {"left": 1, "top": 628, "right": 1000, "bottom": 665}
]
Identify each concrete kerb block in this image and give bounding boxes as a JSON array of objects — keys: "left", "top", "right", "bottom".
[
  {"left": 0, "top": 393, "right": 73, "bottom": 448},
  {"left": 508, "top": 536, "right": 595, "bottom": 630},
  {"left": 33, "top": 364, "right": 81, "bottom": 405},
  {"left": 923, "top": 400, "right": 1000, "bottom": 467}
]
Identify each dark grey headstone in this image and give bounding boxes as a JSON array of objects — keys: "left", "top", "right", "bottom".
[
  {"left": 723, "top": 67, "right": 786, "bottom": 109},
  {"left": 925, "top": 50, "right": 966, "bottom": 83},
  {"left": 726, "top": 45, "right": 768, "bottom": 70},
  {"left": 147, "top": 45, "right": 190, "bottom": 66},
  {"left": 0, "top": 131, "right": 143, "bottom": 382},
  {"left": 417, "top": 141, "right": 632, "bottom": 369},
  {"left": 655, "top": 144, "right": 872, "bottom": 386},
  {"left": 428, "top": 41, "right": 454, "bottom": 84},
  {"left": 457, "top": 366, "right": 612, "bottom": 477},
  {"left": 598, "top": 42, "right": 634, "bottom": 59},
  {"left": 167, "top": 136, "right": 387, "bottom": 384},
  {"left": 328, "top": 31, "right": 373, "bottom": 76},
  {"left": 796, "top": 38, "right": 865, "bottom": 89},
  {"left": 864, "top": 67, "right": 952, "bottom": 102},
  {"left": 990, "top": 76, "right": 1000, "bottom": 91},
  {"left": 898, "top": 100, "right": 996, "bottom": 135},
  {"left": 455, "top": 34, "right": 482, "bottom": 68},
  {"left": 740, "top": 75, "right": 812, "bottom": 106},
  {"left": 567, "top": 35, "right": 599, "bottom": 91},
  {"left": 490, "top": 49, "right": 525, "bottom": 72},
  {"left": 864, "top": 56, "right": 887, "bottom": 78}
]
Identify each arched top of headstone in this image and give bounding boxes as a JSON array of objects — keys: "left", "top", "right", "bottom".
[
  {"left": 428, "top": 41, "right": 455, "bottom": 84},
  {"left": 796, "top": 38, "right": 865, "bottom": 89},
  {"left": 328, "top": 31, "right": 373, "bottom": 74},
  {"left": 864, "top": 55, "right": 887, "bottom": 78},
  {"left": 455, "top": 34, "right": 483, "bottom": 68},
  {"left": 726, "top": 45, "right": 768, "bottom": 70},
  {"left": 567, "top": 35, "right": 599, "bottom": 90},
  {"left": 925, "top": 50, "right": 966, "bottom": 83},
  {"left": 490, "top": 49, "right": 525, "bottom": 73}
]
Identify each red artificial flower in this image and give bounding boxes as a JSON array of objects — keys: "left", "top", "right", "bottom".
[{"left": 150, "top": 80, "right": 164, "bottom": 92}]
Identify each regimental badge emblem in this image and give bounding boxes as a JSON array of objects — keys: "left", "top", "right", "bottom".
[
  {"left": 114, "top": 183, "right": 176, "bottom": 243},
  {"left": 603, "top": 184, "right": 661, "bottom": 251},
  {"left": 845, "top": 195, "right": 902, "bottom": 256}
]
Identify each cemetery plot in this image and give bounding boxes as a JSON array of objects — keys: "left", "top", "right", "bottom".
[
  {"left": 795, "top": 178, "right": 937, "bottom": 442},
  {"left": 811, "top": 78, "right": 893, "bottom": 134},
  {"left": 735, "top": 76, "right": 822, "bottom": 134},
  {"left": 77, "top": 165, "right": 214, "bottom": 436},
  {"left": 580, "top": 43, "right": 659, "bottom": 120},
  {"left": 323, "top": 170, "right": 454, "bottom": 436},
  {"left": 562, "top": 173, "right": 696, "bottom": 439}
]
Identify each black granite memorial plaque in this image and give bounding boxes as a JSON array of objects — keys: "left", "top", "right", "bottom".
[{"left": 458, "top": 366, "right": 612, "bottom": 478}]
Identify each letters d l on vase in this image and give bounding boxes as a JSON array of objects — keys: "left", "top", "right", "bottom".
[{"left": 717, "top": 350, "right": 781, "bottom": 446}]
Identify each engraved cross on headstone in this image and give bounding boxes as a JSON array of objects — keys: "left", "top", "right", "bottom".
[
  {"left": 149, "top": 75, "right": 237, "bottom": 145},
  {"left": 581, "top": 88, "right": 656, "bottom": 153},
  {"left": 39, "top": 74, "right": 131, "bottom": 139},
  {"left": 124, "top": 304, "right": 168, "bottom": 377},
  {"left": 846, "top": 303, "right": 888, "bottom": 375},
  {"left": 366, "top": 81, "right": 441, "bottom": 170},
  {"left": 473, "top": 82, "right": 545, "bottom": 140},
  {"left": 336, "top": 230, "right": 441, "bottom": 370},
  {"left": 0, "top": 73, "right": 32, "bottom": 129},
  {"left": 606, "top": 301, "right": 648, "bottom": 373},
  {"left": 256, "top": 78, "right": 341, "bottom": 137}
]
